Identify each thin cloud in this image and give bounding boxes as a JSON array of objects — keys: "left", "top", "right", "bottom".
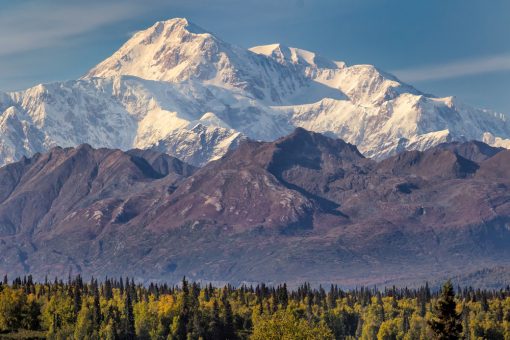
[
  {"left": 393, "top": 54, "right": 510, "bottom": 82},
  {"left": 0, "top": 1, "right": 148, "bottom": 56}
]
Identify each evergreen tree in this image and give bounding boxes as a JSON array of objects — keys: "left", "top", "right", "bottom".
[
  {"left": 204, "top": 286, "right": 210, "bottom": 302},
  {"left": 209, "top": 300, "right": 223, "bottom": 340},
  {"left": 480, "top": 293, "right": 489, "bottom": 312},
  {"left": 189, "top": 310, "right": 204, "bottom": 339},
  {"left": 419, "top": 297, "right": 427, "bottom": 317},
  {"left": 119, "top": 277, "right": 124, "bottom": 297},
  {"left": 327, "top": 284, "right": 337, "bottom": 309},
  {"left": 73, "top": 287, "right": 82, "bottom": 319},
  {"left": 401, "top": 310, "right": 410, "bottom": 334},
  {"left": 425, "top": 282, "right": 431, "bottom": 302},
  {"left": 104, "top": 279, "right": 113, "bottom": 300},
  {"left": 223, "top": 299, "right": 236, "bottom": 339},
  {"left": 429, "top": 281, "right": 462, "bottom": 340},
  {"left": 171, "top": 314, "right": 187, "bottom": 340},
  {"left": 462, "top": 307, "right": 470, "bottom": 340},
  {"left": 123, "top": 291, "right": 136, "bottom": 339},
  {"left": 171, "top": 277, "right": 190, "bottom": 339},
  {"left": 92, "top": 284, "right": 102, "bottom": 332},
  {"left": 3, "top": 274, "right": 510, "bottom": 340},
  {"left": 280, "top": 283, "right": 289, "bottom": 309}
]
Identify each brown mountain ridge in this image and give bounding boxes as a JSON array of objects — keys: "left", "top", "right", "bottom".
[{"left": 0, "top": 128, "right": 509, "bottom": 287}]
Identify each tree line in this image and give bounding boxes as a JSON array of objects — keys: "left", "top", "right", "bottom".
[{"left": 0, "top": 274, "right": 509, "bottom": 339}]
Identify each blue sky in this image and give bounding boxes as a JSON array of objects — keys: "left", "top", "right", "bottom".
[{"left": 1, "top": 0, "right": 509, "bottom": 112}]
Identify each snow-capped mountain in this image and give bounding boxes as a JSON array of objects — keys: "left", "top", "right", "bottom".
[
  {"left": 0, "top": 17, "right": 509, "bottom": 166},
  {"left": 85, "top": 18, "right": 308, "bottom": 105}
]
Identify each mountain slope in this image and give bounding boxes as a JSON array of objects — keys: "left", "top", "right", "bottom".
[
  {"left": 85, "top": 18, "right": 308, "bottom": 105},
  {"left": 0, "top": 18, "right": 509, "bottom": 168},
  {"left": 0, "top": 130, "right": 509, "bottom": 286}
]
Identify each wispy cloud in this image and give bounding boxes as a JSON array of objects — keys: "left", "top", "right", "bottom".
[
  {"left": 0, "top": 1, "right": 148, "bottom": 56},
  {"left": 393, "top": 53, "right": 510, "bottom": 82}
]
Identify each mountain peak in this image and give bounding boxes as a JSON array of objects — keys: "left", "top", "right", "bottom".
[
  {"left": 2, "top": 17, "right": 509, "bottom": 172},
  {"left": 84, "top": 17, "right": 220, "bottom": 82},
  {"left": 83, "top": 18, "right": 309, "bottom": 103},
  {"left": 272, "top": 127, "right": 365, "bottom": 162},
  {"left": 225, "top": 128, "right": 365, "bottom": 172},
  {"left": 250, "top": 44, "right": 340, "bottom": 69},
  {"left": 147, "top": 17, "right": 208, "bottom": 36}
]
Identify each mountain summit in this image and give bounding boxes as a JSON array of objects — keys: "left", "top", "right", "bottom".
[
  {"left": 0, "top": 17, "right": 509, "bottom": 167},
  {"left": 85, "top": 18, "right": 307, "bottom": 104},
  {"left": 86, "top": 18, "right": 214, "bottom": 81}
]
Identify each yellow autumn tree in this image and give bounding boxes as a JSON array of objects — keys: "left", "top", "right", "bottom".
[{"left": 252, "top": 309, "right": 334, "bottom": 340}]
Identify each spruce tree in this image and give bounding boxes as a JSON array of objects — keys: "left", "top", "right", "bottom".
[
  {"left": 209, "top": 300, "right": 223, "bottom": 340},
  {"left": 93, "top": 283, "right": 102, "bottom": 331},
  {"left": 73, "top": 287, "right": 82, "bottom": 319},
  {"left": 204, "top": 286, "right": 210, "bottom": 302},
  {"left": 419, "top": 297, "right": 427, "bottom": 317},
  {"left": 429, "top": 281, "right": 462, "bottom": 340},
  {"left": 280, "top": 283, "right": 289, "bottom": 309},
  {"left": 119, "top": 277, "right": 124, "bottom": 296},
  {"left": 223, "top": 299, "right": 236, "bottom": 339},
  {"left": 327, "top": 284, "right": 337, "bottom": 309},
  {"left": 104, "top": 279, "right": 113, "bottom": 300},
  {"left": 401, "top": 310, "right": 410, "bottom": 333},
  {"left": 23, "top": 297, "right": 41, "bottom": 331},
  {"left": 189, "top": 310, "right": 203, "bottom": 339},
  {"left": 123, "top": 291, "right": 136, "bottom": 339},
  {"left": 425, "top": 281, "right": 431, "bottom": 302},
  {"left": 462, "top": 307, "right": 471, "bottom": 340}
]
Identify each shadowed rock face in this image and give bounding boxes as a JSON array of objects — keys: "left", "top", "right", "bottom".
[
  {"left": 0, "top": 145, "right": 195, "bottom": 238},
  {"left": 436, "top": 140, "right": 504, "bottom": 163},
  {"left": 0, "top": 129, "right": 509, "bottom": 287}
]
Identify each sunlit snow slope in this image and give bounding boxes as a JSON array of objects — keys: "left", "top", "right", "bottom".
[{"left": 1, "top": 18, "right": 509, "bottom": 166}]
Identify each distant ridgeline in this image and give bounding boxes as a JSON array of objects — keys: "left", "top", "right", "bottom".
[
  {"left": 0, "top": 275, "right": 509, "bottom": 339},
  {"left": 1, "top": 130, "right": 510, "bottom": 288}
]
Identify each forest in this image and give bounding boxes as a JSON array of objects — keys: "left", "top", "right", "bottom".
[{"left": 0, "top": 275, "right": 509, "bottom": 339}]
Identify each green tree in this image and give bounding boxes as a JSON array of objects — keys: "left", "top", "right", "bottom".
[
  {"left": 123, "top": 291, "right": 136, "bottom": 339},
  {"left": 209, "top": 300, "right": 224, "bottom": 340},
  {"left": 170, "top": 314, "right": 187, "bottom": 340},
  {"left": 223, "top": 298, "right": 236, "bottom": 339},
  {"left": 92, "top": 284, "right": 102, "bottom": 332},
  {"left": 428, "top": 281, "right": 462, "bottom": 340}
]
